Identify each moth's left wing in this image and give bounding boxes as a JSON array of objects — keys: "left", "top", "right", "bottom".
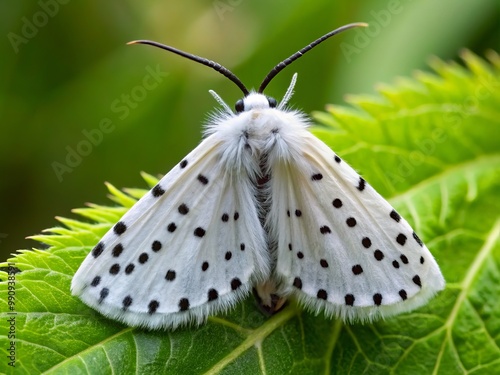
[
  {"left": 72, "top": 132, "right": 269, "bottom": 329},
  {"left": 268, "top": 128, "right": 445, "bottom": 322}
]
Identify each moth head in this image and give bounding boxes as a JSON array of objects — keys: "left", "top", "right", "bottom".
[{"left": 234, "top": 95, "right": 277, "bottom": 113}]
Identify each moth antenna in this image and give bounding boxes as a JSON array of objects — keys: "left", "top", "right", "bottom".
[
  {"left": 258, "top": 22, "right": 368, "bottom": 93},
  {"left": 278, "top": 73, "right": 298, "bottom": 110},
  {"left": 208, "top": 89, "right": 233, "bottom": 114},
  {"left": 128, "top": 40, "right": 249, "bottom": 96}
]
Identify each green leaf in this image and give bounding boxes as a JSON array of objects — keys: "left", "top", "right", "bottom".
[{"left": 1, "top": 51, "right": 499, "bottom": 374}]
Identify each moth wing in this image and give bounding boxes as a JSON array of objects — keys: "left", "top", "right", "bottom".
[
  {"left": 72, "top": 133, "right": 268, "bottom": 329},
  {"left": 268, "top": 128, "right": 445, "bottom": 322}
]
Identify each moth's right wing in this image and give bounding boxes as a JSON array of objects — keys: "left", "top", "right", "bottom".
[
  {"left": 267, "top": 125, "right": 444, "bottom": 322},
  {"left": 71, "top": 132, "right": 269, "bottom": 329}
]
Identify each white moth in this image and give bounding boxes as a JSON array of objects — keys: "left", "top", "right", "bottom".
[{"left": 71, "top": 23, "right": 445, "bottom": 329}]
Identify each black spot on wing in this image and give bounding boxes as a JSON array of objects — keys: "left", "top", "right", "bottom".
[
  {"left": 352, "top": 265, "right": 363, "bottom": 275},
  {"left": 92, "top": 242, "right": 104, "bottom": 258},
  {"left": 179, "top": 298, "right": 189, "bottom": 311},
  {"left": 374, "top": 249, "right": 384, "bottom": 261},
  {"left": 208, "top": 289, "right": 219, "bottom": 301},
  {"left": 345, "top": 294, "right": 355, "bottom": 306},
  {"left": 317, "top": 289, "right": 328, "bottom": 300},
  {"left": 165, "top": 270, "right": 176, "bottom": 281},
  {"left": 390, "top": 209, "right": 401, "bottom": 222},
  {"left": 357, "top": 177, "right": 366, "bottom": 191},
  {"left": 362, "top": 237, "right": 371, "bottom": 248},
  {"left": 152, "top": 241, "right": 162, "bottom": 252},
  {"left": 148, "top": 300, "right": 159, "bottom": 314},
  {"left": 396, "top": 233, "right": 407, "bottom": 246},
  {"left": 231, "top": 278, "right": 242, "bottom": 290},
  {"left": 194, "top": 227, "right": 206, "bottom": 237},
  {"left": 152, "top": 184, "right": 165, "bottom": 197},
  {"left": 320, "top": 226, "right": 331, "bottom": 234},
  {"left": 122, "top": 296, "right": 133, "bottom": 310},
  {"left": 197, "top": 174, "right": 209, "bottom": 185},
  {"left": 178, "top": 204, "right": 189, "bottom": 215},
  {"left": 413, "top": 231, "right": 424, "bottom": 247},
  {"left": 114, "top": 222, "right": 127, "bottom": 235},
  {"left": 112, "top": 244, "right": 123, "bottom": 257},
  {"left": 99, "top": 288, "right": 109, "bottom": 304}
]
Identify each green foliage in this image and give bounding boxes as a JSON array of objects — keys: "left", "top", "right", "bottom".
[{"left": 1, "top": 51, "right": 499, "bottom": 374}]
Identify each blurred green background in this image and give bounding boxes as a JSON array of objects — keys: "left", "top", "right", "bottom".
[{"left": 1, "top": 0, "right": 499, "bottom": 262}]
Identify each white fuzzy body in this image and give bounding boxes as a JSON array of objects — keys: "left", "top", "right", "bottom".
[{"left": 72, "top": 91, "right": 444, "bottom": 329}]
